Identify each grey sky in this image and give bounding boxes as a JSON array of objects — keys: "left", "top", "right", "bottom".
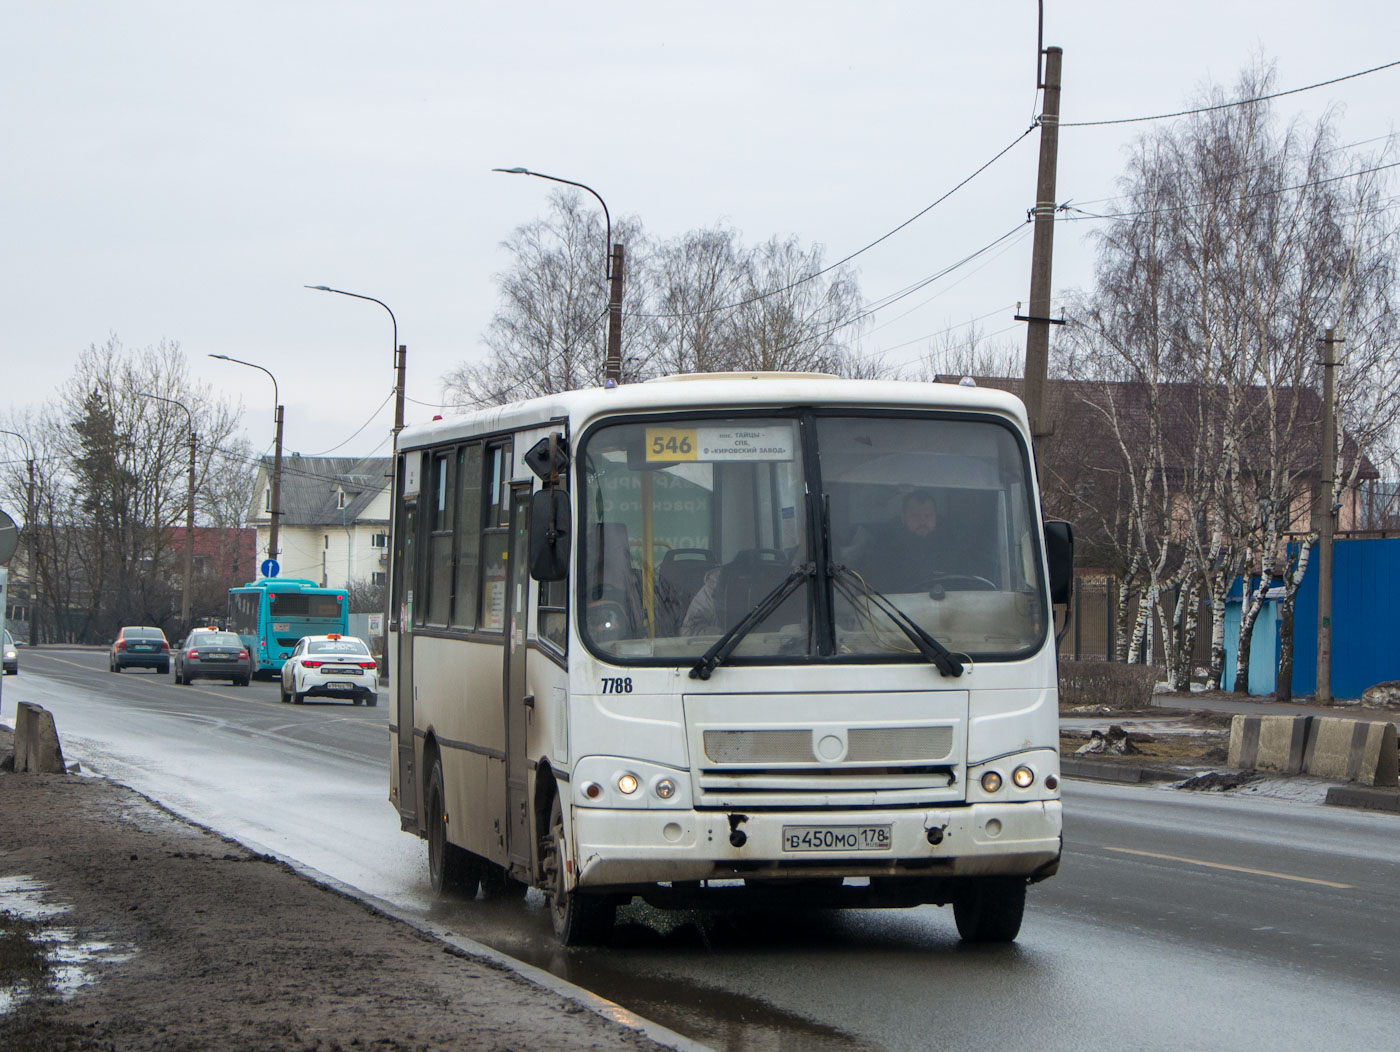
[{"left": 3, "top": 2, "right": 1396, "bottom": 463}]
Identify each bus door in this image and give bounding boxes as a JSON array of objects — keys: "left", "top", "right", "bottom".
[
  {"left": 396, "top": 497, "right": 419, "bottom": 827},
  {"left": 503, "top": 484, "right": 533, "bottom": 874}
]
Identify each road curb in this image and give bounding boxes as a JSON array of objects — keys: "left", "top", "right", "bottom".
[
  {"left": 1324, "top": 785, "right": 1400, "bottom": 814},
  {"left": 1060, "top": 758, "right": 1182, "bottom": 784}
]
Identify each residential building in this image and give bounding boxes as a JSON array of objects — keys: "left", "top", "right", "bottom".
[{"left": 247, "top": 455, "right": 392, "bottom": 592}]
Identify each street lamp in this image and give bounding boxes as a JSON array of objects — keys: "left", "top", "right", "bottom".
[
  {"left": 303, "top": 286, "right": 405, "bottom": 440},
  {"left": 210, "top": 354, "right": 283, "bottom": 567},
  {"left": 493, "top": 166, "right": 624, "bottom": 384},
  {"left": 0, "top": 428, "right": 37, "bottom": 645},
  {"left": 138, "top": 393, "right": 196, "bottom": 633}
]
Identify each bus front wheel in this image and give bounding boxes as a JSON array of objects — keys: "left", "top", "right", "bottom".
[
  {"left": 953, "top": 878, "right": 1026, "bottom": 943},
  {"left": 427, "top": 759, "right": 481, "bottom": 898},
  {"left": 544, "top": 794, "right": 615, "bottom": 946}
]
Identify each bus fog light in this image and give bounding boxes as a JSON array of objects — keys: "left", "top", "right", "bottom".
[
  {"left": 1045, "top": 774, "right": 1059, "bottom": 791},
  {"left": 617, "top": 773, "right": 639, "bottom": 795},
  {"left": 985, "top": 818, "right": 1003, "bottom": 837},
  {"left": 980, "top": 771, "right": 1003, "bottom": 793},
  {"left": 1012, "top": 765, "right": 1034, "bottom": 789},
  {"left": 654, "top": 777, "right": 677, "bottom": 800},
  {"left": 582, "top": 781, "right": 603, "bottom": 800}
]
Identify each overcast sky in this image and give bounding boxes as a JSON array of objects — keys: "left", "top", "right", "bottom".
[{"left": 3, "top": 2, "right": 1396, "bottom": 466}]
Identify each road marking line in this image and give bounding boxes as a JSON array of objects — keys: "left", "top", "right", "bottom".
[{"left": 1105, "top": 846, "right": 1353, "bottom": 888}]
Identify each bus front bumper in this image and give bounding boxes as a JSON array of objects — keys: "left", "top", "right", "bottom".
[{"left": 569, "top": 800, "right": 1062, "bottom": 888}]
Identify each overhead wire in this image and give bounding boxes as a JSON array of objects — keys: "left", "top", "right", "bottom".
[
  {"left": 1058, "top": 159, "right": 1400, "bottom": 223},
  {"left": 625, "top": 125, "right": 1038, "bottom": 322},
  {"left": 1061, "top": 59, "right": 1400, "bottom": 128}
]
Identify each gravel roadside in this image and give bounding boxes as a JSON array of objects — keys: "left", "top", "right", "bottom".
[{"left": 0, "top": 725, "right": 672, "bottom": 1052}]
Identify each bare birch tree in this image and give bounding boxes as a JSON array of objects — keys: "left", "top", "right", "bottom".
[{"left": 1062, "top": 61, "right": 1398, "bottom": 694}]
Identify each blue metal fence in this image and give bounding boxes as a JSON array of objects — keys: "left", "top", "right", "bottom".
[{"left": 1290, "top": 537, "right": 1400, "bottom": 699}]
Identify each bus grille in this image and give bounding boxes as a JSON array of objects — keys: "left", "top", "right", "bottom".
[
  {"left": 703, "top": 726, "right": 953, "bottom": 764},
  {"left": 697, "top": 726, "right": 960, "bottom": 809}
]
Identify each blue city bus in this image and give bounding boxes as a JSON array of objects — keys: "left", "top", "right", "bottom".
[{"left": 227, "top": 578, "right": 350, "bottom": 676}]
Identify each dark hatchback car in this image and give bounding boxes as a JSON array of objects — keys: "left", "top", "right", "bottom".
[
  {"left": 110, "top": 626, "right": 171, "bottom": 673},
  {"left": 173, "top": 630, "right": 251, "bottom": 686}
]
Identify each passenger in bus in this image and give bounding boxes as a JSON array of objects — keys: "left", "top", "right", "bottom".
[{"left": 680, "top": 547, "right": 795, "bottom": 635}]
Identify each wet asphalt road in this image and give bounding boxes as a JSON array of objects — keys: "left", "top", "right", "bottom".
[{"left": 5, "top": 648, "right": 1398, "bottom": 1050}]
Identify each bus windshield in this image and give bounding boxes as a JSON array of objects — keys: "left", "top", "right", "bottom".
[{"left": 578, "top": 411, "right": 1045, "bottom": 665}]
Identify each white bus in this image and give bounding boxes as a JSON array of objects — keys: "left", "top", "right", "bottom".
[{"left": 388, "top": 373, "right": 1073, "bottom": 945}]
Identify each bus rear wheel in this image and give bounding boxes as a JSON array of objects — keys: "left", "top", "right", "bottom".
[
  {"left": 953, "top": 878, "right": 1026, "bottom": 943},
  {"left": 427, "top": 759, "right": 481, "bottom": 898},
  {"left": 544, "top": 794, "right": 614, "bottom": 946}
]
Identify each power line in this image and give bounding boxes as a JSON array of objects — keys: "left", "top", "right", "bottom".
[
  {"left": 1058, "top": 159, "right": 1400, "bottom": 223},
  {"left": 304, "top": 391, "right": 394, "bottom": 457},
  {"left": 626, "top": 125, "right": 1038, "bottom": 322},
  {"left": 1063, "top": 58, "right": 1400, "bottom": 129}
]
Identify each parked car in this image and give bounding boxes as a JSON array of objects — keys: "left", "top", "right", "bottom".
[
  {"left": 3, "top": 630, "right": 16, "bottom": 675},
  {"left": 279, "top": 634, "right": 379, "bottom": 706},
  {"left": 173, "top": 629, "right": 251, "bottom": 686},
  {"left": 110, "top": 626, "right": 171, "bottom": 673}
]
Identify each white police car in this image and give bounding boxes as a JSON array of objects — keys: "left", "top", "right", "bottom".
[{"left": 279, "top": 634, "right": 379, "bottom": 706}]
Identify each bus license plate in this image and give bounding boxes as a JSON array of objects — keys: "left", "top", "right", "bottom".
[{"left": 782, "top": 825, "right": 891, "bottom": 852}]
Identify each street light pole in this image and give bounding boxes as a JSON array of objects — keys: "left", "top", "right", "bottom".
[
  {"left": 493, "top": 167, "right": 623, "bottom": 384},
  {"left": 138, "top": 393, "right": 196, "bottom": 633},
  {"left": 0, "top": 428, "right": 37, "bottom": 645},
  {"left": 303, "top": 287, "right": 404, "bottom": 440},
  {"left": 210, "top": 355, "right": 283, "bottom": 567}
]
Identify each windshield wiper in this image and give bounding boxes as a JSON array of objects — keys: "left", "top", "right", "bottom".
[
  {"left": 689, "top": 564, "right": 815, "bottom": 680},
  {"left": 831, "top": 565, "right": 964, "bottom": 677}
]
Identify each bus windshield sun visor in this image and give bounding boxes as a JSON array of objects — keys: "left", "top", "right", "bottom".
[
  {"left": 831, "top": 566, "right": 965, "bottom": 677},
  {"left": 689, "top": 564, "right": 815, "bottom": 681}
]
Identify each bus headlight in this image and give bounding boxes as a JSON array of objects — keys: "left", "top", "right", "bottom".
[
  {"left": 980, "top": 771, "right": 1003, "bottom": 793},
  {"left": 573, "top": 757, "right": 689, "bottom": 808},
  {"left": 1012, "top": 765, "right": 1035, "bottom": 789}
]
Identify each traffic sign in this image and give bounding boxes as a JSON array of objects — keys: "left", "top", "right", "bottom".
[
  {"left": 0, "top": 509, "right": 17, "bottom": 564},
  {"left": 261, "top": 559, "right": 280, "bottom": 578}
]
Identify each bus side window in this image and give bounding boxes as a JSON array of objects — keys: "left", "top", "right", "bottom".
[
  {"left": 426, "top": 451, "right": 455, "bottom": 625},
  {"left": 452, "top": 444, "right": 483, "bottom": 630},
  {"left": 479, "top": 441, "right": 512, "bottom": 631}
]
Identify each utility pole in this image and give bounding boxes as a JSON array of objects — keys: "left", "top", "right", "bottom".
[
  {"left": 23, "top": 453, "right": 36, "bottom": 645},
  {"left": 270, "top": 404, "right": 284, "bottom": 564},
  {"left": 182, "top": 420, "right": 196, "bottom": 630},
  {"left": 605, "top": 243, "right": 625, "bottom": 384},
  {"left": 393, "top": 344, "right": 407, "bottom": 439},
  {"left": 1020, "top": 44, "right": 1064, "bottom": 443},
  {"left": 1315, "top": 327, "right": 1342, "bottom": 704}
]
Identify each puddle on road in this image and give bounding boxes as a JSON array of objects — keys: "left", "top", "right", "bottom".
[{"left": 0, "top": 876, "right": 135, "bottom": 1015}]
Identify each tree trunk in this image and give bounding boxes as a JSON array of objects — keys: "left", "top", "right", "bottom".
[{"left": 1232, "top": 579, "right": 1266, "bottom": 695}]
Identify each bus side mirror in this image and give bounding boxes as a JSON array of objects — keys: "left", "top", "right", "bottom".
[
  {"left": 529, "top": 488, "right": 571, "bottom": 582},
  {"left": 1043, "top": 520, "right": 1074, "bottom": 605}
]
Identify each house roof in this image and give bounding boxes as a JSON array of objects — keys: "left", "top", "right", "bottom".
[
  {"left": 973, "top": 377, "right": 1378, "bottom": 483},
  {"left": 251, "top": 456, "right": 392, "bottom": 527}
]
